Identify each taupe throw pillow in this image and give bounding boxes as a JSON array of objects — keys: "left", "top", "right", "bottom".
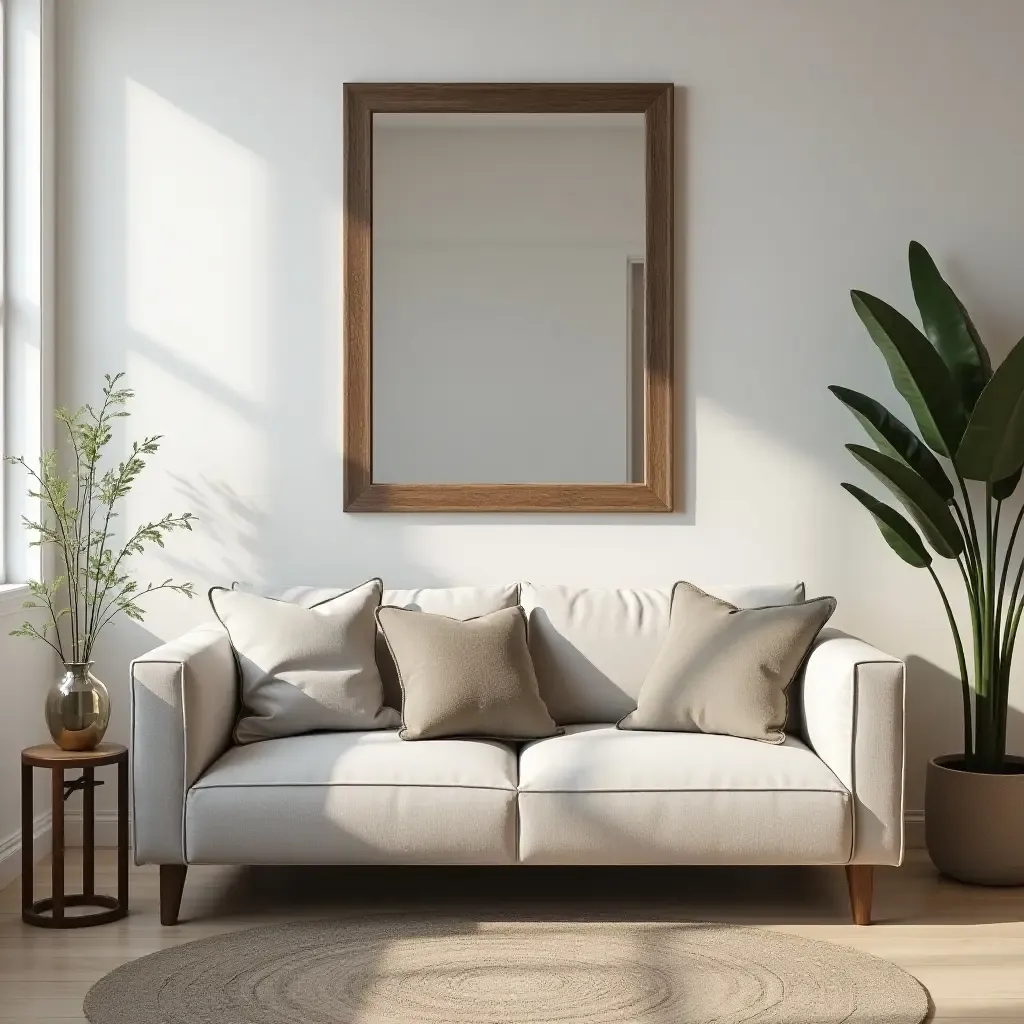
[
  {"left": 618, "top": 582, "right": 837, "bottom": 743},
  {"left": 210, "top": 580, "right": 400, "bottom": 744},
  {"left": 376, "top": 605, "right": 561, "bottom": 741}
]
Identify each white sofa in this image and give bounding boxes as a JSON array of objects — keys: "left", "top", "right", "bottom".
[{"left": 130, "top": 583, "right": 905, "bottom": 926}]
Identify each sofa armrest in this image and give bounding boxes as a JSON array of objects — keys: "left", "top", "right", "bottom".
[
  {"left": 130, "top": 626, "right": 237, "bottom": 865},
  {"left": 799, "top": 629, "right": 906, "bottom": 866}
]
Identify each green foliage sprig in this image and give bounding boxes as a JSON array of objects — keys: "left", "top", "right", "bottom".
[
  {"left": 835, "top": 243, "right": 1024, "bottom": 774},
  {"left": 6, "top": 373, "right": 196, "bottom": 664}
]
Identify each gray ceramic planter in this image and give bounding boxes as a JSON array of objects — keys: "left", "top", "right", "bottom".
[{"left": 925, "top": 754, "right": 1024, "bottom": 885}]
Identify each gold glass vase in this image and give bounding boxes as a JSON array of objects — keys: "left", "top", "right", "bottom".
[{"left": 45, "top": 663, "right": 110, "bottom": 751}]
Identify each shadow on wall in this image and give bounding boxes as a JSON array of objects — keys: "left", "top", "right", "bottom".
[
  {"left": 162, "top": 474, "right": 270, "bottom": 588},
  {"left": 904, "top": 655, "right": 1024, "bottom": 807}
]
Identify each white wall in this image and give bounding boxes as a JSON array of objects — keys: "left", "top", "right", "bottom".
[
  {"left": 0, "top": 617, "right": 53, "bottom": 889},
  {"left": 55, "top": 0, "right": 1024, "bottom": 822},
  {"left": 373, "top": 118, "right": 644, "bottom": 483}
]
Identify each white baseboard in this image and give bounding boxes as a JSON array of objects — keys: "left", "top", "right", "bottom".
[
  {"left": 0, "top": 810, "right": 133, "bottom": 892},
  {"left": 61, "top": 810, "right": 134, "bottom": 850},
  {"left": 0, "top": 811, "right": 52, "bottom": 892}
]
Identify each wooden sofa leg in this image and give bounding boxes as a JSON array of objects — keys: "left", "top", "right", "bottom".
[
  {"left": 160, "top": 865, "right": 187, "bottom": 926},
  {"left": 845, "top": 864, "right": 873, "bottom": 925}
]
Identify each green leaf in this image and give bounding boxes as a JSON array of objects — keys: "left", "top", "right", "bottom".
[
  {"left": 994, "top": 468, "right": 1022, "bottom": 501},
  {"left": 841, "top": 483, "right": 932, "bottom": 568},
  {"left": 851, "top": 290, "right": 967, "bottom": 457},
  {"left": 909, "top": 241, "right": 991, "bottom": 409},
  {"left": 829, "top": 385, "right": 953, "bottom": 501},
  {"left": 955, "top": 335, "right": 1024, "bottom": 482},
  {"left": 846, "top": 444, "right": 964, "bottom": 558}
]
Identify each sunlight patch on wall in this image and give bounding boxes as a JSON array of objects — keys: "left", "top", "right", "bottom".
[
  {"left": 125, "top": 80, "right": 270, "bottom": 402},
  {"left": 695, "top": 397, "right": 834, "bottom": 563},
  {"left": 120, "top": 358, "right": 268, "bottom": 585},
  {"left": 123, "top": 82, "right": 272, "bottom": 607}
]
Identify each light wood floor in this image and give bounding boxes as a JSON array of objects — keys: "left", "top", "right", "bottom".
[{"left": 1, "top": 850, "right": 1022, "bottom": 1022}]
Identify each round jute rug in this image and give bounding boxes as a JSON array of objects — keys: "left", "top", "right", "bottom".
[{"left": 84, "top": 916, "right": 928, "bottom": 1023}]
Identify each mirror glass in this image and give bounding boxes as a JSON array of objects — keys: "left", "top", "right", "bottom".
[{"left": 372, "top": 112, "right": 646, "bottom": 484}]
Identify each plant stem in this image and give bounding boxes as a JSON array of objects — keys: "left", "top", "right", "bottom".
[
  {"left": 955, "top": 554, "right": 981, "bottom": 768},
  {"left": 1001, "top": 552, "right": 1024, "bottom": 666},
  {"left": 956, "top": 544, "right": 978, "bottom": 608},
  {"left": 996, "top": 658, "right": 1010, "bottom": 768},
  {"left": 90, "top": 582, "right": 183, "bottom": 638},
  {"left": 995, "top": 502, "right": 1024, "bottom": 645},
  {"left": 973, "top": 483, "right": 1004, "bottom": 772},
  {"left": 81, "top": 392, "right": 114, "bottom": 661},
  {"left": 990, "top": 496, "right": 1012, "bottom": 766},
  {"left": 88, "top": 511, "right": 146, "bottom": 645},
  {"left": 1007, "top": 582, "right": 1024, "bottom": 658},
  {"left": 952, "top": 501, "right": 980, "bottom": 588},
  {"left": 929, "top": 564, "right": 973, "bottom": 762},
  {"left": 956, "top": 471, "right": 984, "bottom": 588},
  {"left": 22, "top": 622, "right": 65, "bottom": 660},
  {"left": 999, "top": 580, "right": 1024, "bottom": 764},
  {"left": 66, "top": 416, "right": 85, "bottom": 660},
  {"left": 80, "top": 454, "right": 95, "bottom": 661},
  {"left": 991, "top": 493, "right": 1002, "bottom": 674},
  {"left": 997, "top": 533, "right": 1024, "bottom": 760},
  {"left": 955, "top": 474, "right": 986, "bottom": 765},
  {"left": 89, "top": 512, "right": 190, "bottom": 650},
  {"left": 43, "top": 598, "right": 66, "bottom": 664}
]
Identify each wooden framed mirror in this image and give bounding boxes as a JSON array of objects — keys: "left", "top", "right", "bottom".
[{"left": 344, "top": 83, "right": 674, "bottom": 512}]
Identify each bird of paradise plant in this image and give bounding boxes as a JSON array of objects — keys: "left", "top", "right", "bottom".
[{"left": 834, "top": 242, "right": 1024, "bottom": 775}]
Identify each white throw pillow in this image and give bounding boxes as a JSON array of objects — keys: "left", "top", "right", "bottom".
[{"left": 210, "top": 579, "right": 400, "bottom": 744}]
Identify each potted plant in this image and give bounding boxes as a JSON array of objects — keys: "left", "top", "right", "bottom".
[
  {"left": 834, "top": 243, "right": 1024, "bottom": 883},
  {"left": 6, "top": 374, "right": 196, "bottom": 751}
]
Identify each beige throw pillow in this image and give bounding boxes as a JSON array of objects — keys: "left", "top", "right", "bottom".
[
  {"left": 376, "top": 605, "right": 560, "bottom": 741},
  {"left": 376, "top": 585, "right": 522, "bottom": 710},
  {"left": 618, "top": 582, "right": 837, "bottom": 743},
  {"left": 210, "top": 580, "right": 400, "bottom": 744}
]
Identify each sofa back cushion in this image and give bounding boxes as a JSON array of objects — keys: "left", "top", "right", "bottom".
[
  {"left": 232, "top": 583, "right": 520, "bottom": 710},
  {"left": 521, "top": 583, "right": 806, "bottom": 724}
]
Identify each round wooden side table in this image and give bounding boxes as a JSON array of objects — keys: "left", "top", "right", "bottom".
[{"left": 21, "top": 742, "right": 129, "bottom": 928}]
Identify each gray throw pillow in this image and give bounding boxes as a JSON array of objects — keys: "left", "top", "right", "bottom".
[
  {"left": 210, "top": 579, "right": 400, "bottom": 744},
  {"left": 618, "top": 581, "right": 837, "bottom": 743},
  {"left": 376, "top": 605, "right": 561, "bottom": 741}
]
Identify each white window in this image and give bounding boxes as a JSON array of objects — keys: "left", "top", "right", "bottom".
[{"left": 1, "top": 0, "right": 54, "bottom": 607}]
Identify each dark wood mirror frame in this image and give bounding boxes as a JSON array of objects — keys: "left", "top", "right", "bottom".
[{"left": 343, "top": 83, "right": 674, "bottom": 512}]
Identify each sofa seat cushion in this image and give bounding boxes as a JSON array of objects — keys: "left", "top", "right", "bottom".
[
  {"left": 517, "top": 725, "right": 851, "bottom": 865},
  {"left": 186, "top": 731, "right": 517, "bottom": 864}
]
